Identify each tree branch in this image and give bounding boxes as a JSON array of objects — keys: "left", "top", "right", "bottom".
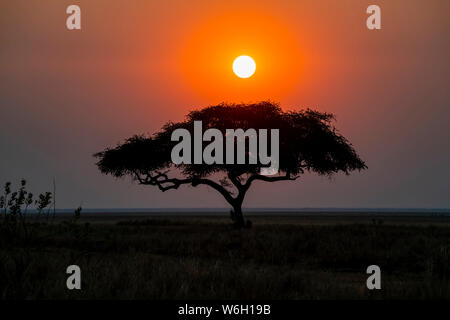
[
  {"left": 244, "top": 172, "right": 298, "bottom": 191},
  {"left": 133, "top": 170, "right": 299, "bottom": 210},
  {"left": 134, "top": 170, "right": 236, "bottom": 206},
  {"left": 192, "top": 178, "right": 236, "bottom": 205},
  {"left": 227, "top": 172, "right": 244, "bottom": 192}
]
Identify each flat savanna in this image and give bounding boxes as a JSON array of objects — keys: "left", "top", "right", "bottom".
[{"left": 1, "top": 214, "right": 449, "bottom": 299}]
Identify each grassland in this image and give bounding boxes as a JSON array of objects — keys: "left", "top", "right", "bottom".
[{"left": 0, "top": 214, "right": 449, "bottom": 299}]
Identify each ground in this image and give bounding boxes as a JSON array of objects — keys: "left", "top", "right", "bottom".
[{"left": 0, "top": 213, "right": 449, "bottom": 299}]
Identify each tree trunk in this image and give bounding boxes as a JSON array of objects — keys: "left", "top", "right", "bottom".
[
  {"left": 233, "top": 205, "right": 245, "bottom": 228},
  {"left": 232, "top": 203, "right": 252, "bottom": 229}
]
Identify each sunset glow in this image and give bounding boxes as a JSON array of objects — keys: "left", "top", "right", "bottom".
[
  {"left": 1, "top": 0, "right": 449, "bottom": 210},
  {"left": 179, "top": 10, "right": 303, "bottom": 102}
]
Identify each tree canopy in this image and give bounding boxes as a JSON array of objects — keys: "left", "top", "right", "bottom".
[{"left": 95, "top": 102, "right": 367, "bottom": 227}]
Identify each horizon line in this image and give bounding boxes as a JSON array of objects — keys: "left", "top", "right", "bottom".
[{"left": 24, "top": 207, "right": 450, "bottom": 214}]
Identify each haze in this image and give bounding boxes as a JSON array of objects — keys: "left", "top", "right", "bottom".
[{"left": 1, "top": 0, "right": 449, "bottom": 209}]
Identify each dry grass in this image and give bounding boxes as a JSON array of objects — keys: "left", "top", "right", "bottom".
[{"left": 0, "top": 216, "right": 449, "bottom": 299}]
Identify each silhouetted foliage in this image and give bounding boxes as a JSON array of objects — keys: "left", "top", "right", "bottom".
[
  {"left": 0, "top": 179, "right": 39, "bottom": 225},
  {"left": 74, "top": 206, "right": 82, "bottom": 221},
  {"left": 0, "top": 179, "right": 53, "bottom": 241},
  {"left": 35, "top": 192, "right": 52, "bottom": 221},
  {"left": 95, "top": 102, "right": 367, "bottom": 227}
]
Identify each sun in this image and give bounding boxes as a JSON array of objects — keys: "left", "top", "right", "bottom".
[{"left": 233, "top": 55, "right": 256, "bottom": 78}]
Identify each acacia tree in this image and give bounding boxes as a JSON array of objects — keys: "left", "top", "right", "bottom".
[{"left": 95, "top": 102, "right": 366, "bottom": 228}]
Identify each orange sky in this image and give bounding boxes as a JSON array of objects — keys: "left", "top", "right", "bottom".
[
  {"left": 177, "top": 9, "right": 304, "bottom": 101},
  {"left": 1, "top": 0, "right": 449, "bottom": 208}
]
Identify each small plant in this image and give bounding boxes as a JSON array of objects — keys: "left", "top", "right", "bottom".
[
  {"left": 0, "top": 182, "right": 11, "bottom": 219},
  {"left": 0, "top": 180, "right": 51, "bottom": 242},
  {"left": 1, "top": 180, "right": 32, "bottom": 225},
  {"left": 74, "top": 206, "right": 82, "bottom": 221},
  {"left": 0, "top": 180, "right": 53, "bottom": 226},
  {"left": 35, "top": 192, "right": 52, "bottom": 221}
]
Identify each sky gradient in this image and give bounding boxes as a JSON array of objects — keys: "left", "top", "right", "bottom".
[{"left": 1, "top": 0, "right": 449, "bottom": 209}]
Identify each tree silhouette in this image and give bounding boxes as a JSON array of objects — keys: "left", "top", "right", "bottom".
[{"left": 95, "top": 102, "right": 367, "bottom": 228}]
